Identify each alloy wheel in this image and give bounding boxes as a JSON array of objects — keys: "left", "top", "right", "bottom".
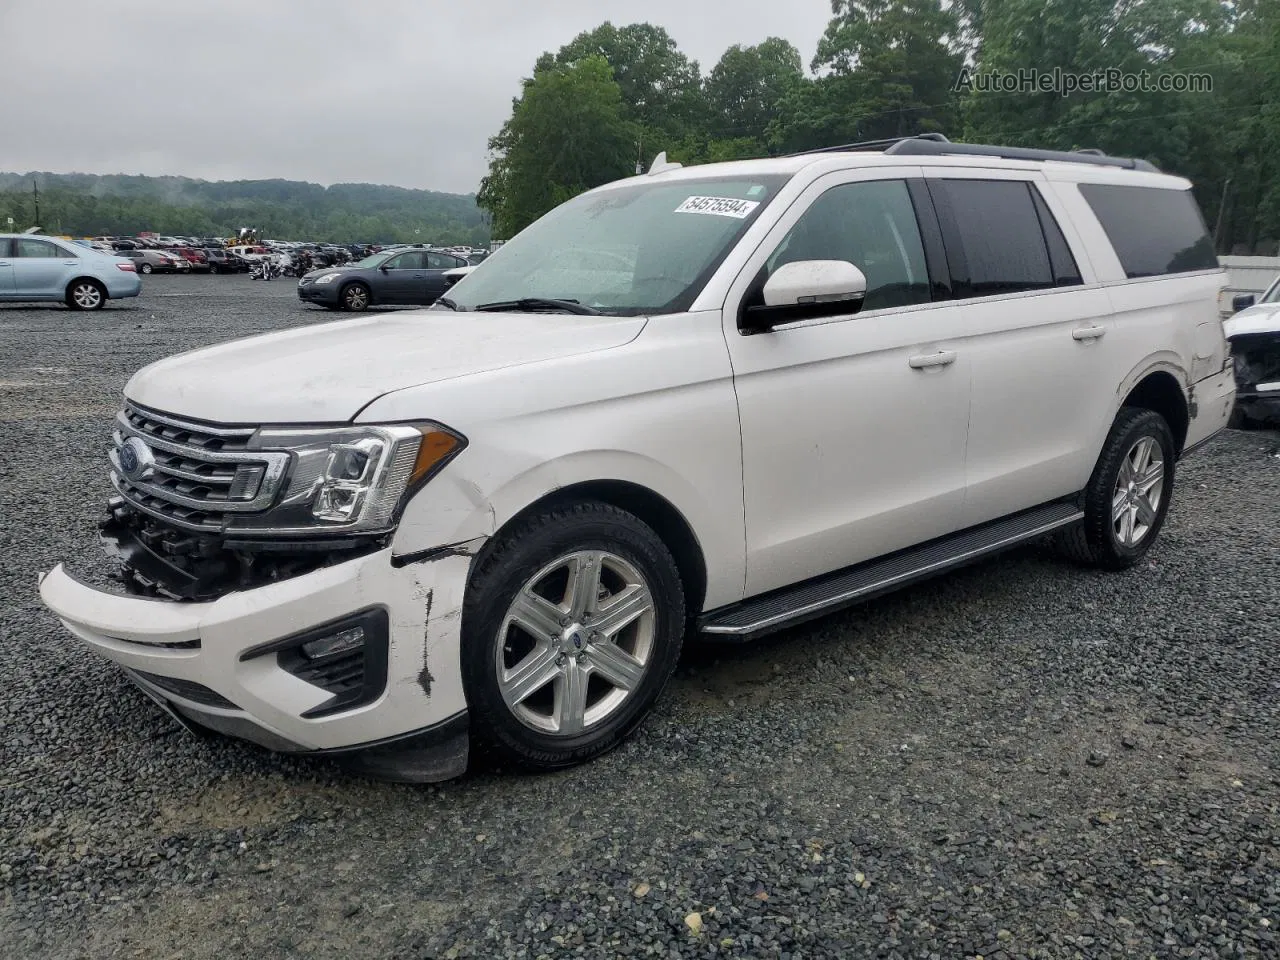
[
  {"left": 1112, "top": 435, "right": 1165, "bottom": 547},
  {"left": 496, "top": 550, "right": 656, "bottom": 736}
]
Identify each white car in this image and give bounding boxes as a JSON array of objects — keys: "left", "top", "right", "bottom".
[
  {"left": 39, "top": 136, "right": 1235, "bottom": 782},
  {"left": 1223, "top": 274, "right": 1280, "bottom": 427}
]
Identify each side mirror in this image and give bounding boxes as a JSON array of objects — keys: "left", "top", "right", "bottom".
[
  {"left": 740, "top": 260, "right": 868, "bottom": 333},
  {"left": 1233, "top": 293, "right": 1256, "bottom": 313},
  {"left": 379, "top": 265, "right": 390, "bottom": 273}
]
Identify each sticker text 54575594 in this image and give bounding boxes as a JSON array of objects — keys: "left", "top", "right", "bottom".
[{"left": 675, "top": 196, "right": 761, "bottom": 219}]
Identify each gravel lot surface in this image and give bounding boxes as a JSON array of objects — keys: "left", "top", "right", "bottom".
[{"left": 2, "top": 274, "right": 1278, "bottom": 959}]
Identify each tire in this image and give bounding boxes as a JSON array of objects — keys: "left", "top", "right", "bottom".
[
  {"left": 1228, "top": 405, "right": 1255, "bottom": 430},
  {"left": 139, "top": 263, "right": 153, "bottom": 275},
  {"left": 341, "top": 282, "right": 370, "bottom": 312},
  {"left": 66, "top": 279, "right": 106, "bottom": 311},
  {"left": 462, "top": 501, "right": 686, "bottom": 772},
  {"left": 1057, "top": 408, "right": 1176, "bottom": 570}
]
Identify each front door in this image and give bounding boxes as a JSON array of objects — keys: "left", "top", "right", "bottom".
[
  {"left": 379, "top": 251, "right": 428, "bottom": 304},
  {"left": 723, "top": 171, "right": 972, "bottom": 597},
  {"left": 12, "top": 237, "right": 74, "bottom": 297}
]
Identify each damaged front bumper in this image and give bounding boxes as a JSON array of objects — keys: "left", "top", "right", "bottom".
[{"left": 38, "top": 544, "right": 475, "bottom": 782}]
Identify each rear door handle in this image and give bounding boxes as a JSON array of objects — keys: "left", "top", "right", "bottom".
[
  {"left": 1072, "top": 324, "right": 1107, "bottom": 341},
  {"left": 909, "top": 350, "right": 958, "bottom": 369}
]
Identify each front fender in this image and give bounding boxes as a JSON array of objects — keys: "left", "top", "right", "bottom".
[{"left": 390, "top": 447, "right": 745, "bottom": 610}]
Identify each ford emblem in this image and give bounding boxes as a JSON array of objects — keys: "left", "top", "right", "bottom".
[{"left": 119, "top": 436, "right": 156, "bottom": 481}]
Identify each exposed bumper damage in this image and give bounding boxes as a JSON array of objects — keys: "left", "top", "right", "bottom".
[
  {"left": 38, "top": 540, "right": 477, "bottom": 782},
  {"left": 1228, "top": 333, "right": 1280, "bottom": 425}
]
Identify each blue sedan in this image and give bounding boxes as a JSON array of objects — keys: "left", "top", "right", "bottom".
[{"left": 0, "top": 234, "right": 142, "bottom": 310}]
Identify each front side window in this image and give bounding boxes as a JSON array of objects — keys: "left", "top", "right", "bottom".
[
  {"left": 764, "top": 179, "right": 931, "bottom": 312},
  {"left": 444, "top": 175, "right": 790, "bottom": 316},
  {"left": 1078, "top": 183, "right": 1218, "bottom": 278},
  {"left": 16, "top": 239, "right": 62, "bottom": 258}
]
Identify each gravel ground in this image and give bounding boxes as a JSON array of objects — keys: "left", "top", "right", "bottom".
[{"left": 1, "top": 274, "right": 1278, "bottom": 959}]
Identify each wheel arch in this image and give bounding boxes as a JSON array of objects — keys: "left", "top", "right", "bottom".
[
  {"left": 1120, "top": 369, "right": 1189, "bottom": 455},
  {"left": 66, "top": 275, "right": 107, "bottom": 295},
  {"left": 474, "top": 479, "right": 709, "bottom": 619}
]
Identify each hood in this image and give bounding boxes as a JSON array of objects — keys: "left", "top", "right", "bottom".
[
  {"left": 126, "top": 311, "right": 648, "bottom": 423},
  {"left": 1224, "top": 304, "right": 1280, "bottom": 339}
]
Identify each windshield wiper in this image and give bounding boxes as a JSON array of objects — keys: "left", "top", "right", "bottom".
[
  {"left": 473, "top": 297, "right": 601, "bottom": 316},
  {"left": 433, "top": 296, "right": 460, "bottom": 311}
]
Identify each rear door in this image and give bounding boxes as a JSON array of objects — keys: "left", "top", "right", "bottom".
[
  {"left": 424, "top": 252, "right": 464, "bottom": 302},
  {"left": 924, "top": 173, "right": 1118, "bottom": 526},
  {"left": 12, "top": 237, "right": 76, "bottom": 297},
  {"left": 0, "top": 239, "right": 14, "bottom": 294}
]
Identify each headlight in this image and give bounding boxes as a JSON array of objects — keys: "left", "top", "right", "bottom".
[
  {"left": 314, "top": 272, "right": 342, "bottom": 284},
  {"left": 224, "top": 422, "right": 466, "bottom": 537}
]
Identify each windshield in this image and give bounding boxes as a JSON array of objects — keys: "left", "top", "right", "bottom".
[
  {"left": 443, "top": 175, "right": 790, "bottom": 316},
  {"left": 1261, "top": 275, "right": 1280, "bottom": 304},
  {"left": 352, "top": 253, "right": 388, "bottom": 268}
]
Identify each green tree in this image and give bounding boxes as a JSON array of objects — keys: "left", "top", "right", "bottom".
[
  {"left": 704, "top": 38, "right": 805, "bottom": 146},
  {"left": 478, "top": 56, "right": 636, "bottom": 237},
  {"left": 537, "top": 22, "right": 704, "bottom": 151},
  {"left": 771, "top": 1, "right": 964, "bottom": 152}
]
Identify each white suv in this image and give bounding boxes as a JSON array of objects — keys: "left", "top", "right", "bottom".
[{"left": 39, "top": 136, "right": 1235, "bottom": 782}]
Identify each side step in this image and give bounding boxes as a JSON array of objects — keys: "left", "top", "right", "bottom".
[{"left": 698, "top": 500, "right": 1083, "bottom": 641}]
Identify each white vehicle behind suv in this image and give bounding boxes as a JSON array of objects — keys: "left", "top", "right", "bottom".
[{"left": 39, "top": 135, "right": 1234, "bottom": 782}]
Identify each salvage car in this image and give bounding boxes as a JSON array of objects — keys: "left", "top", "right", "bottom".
[
  {"left": 39, "top": 136, "right": 1234, "bottom": 782},
  {"left": 1223, "top": 274, "right": 1280, "bottom": 427}
]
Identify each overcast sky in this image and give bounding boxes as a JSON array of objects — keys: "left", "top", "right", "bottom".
[{"left": 0, "top": 0, "right": 833, "bottom": 196}]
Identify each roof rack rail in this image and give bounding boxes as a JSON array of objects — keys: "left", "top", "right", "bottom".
[{"left": 793, "top": 134, "right": 1160, "bottom": 173}]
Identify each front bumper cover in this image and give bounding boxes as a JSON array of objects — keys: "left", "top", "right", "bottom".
[{"left": 38, "top": 545, "right": 475, "bottom": 781}]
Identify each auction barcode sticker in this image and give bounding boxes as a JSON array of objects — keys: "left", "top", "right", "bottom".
[{"left": 675, "top": 196, "right": 761, "bottom": 219}]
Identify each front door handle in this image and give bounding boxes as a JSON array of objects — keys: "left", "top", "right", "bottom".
[
  {"left": 1072, "top": 324, "right": 1107, "bottom": 342},
  {"left": 909, "top": 350, "right": 958, "bottom": 370}
]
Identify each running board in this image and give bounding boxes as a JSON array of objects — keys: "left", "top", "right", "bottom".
[{"left": 698, "top": 501, "right": 1083, "bottom": 641}]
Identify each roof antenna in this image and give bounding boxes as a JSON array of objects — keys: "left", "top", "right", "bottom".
[{"left": 648, "top": 152, "right": 683, "bottom": 175}]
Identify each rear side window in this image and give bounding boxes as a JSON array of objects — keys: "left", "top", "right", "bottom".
[
  {"left": 1078, "top": 184, "right": 1217, "bottom": 278},
  {"left": 1030, "top": 188, "right": 1082, "bottom": 286},
  {"left": 929, "top": 179, "right": 1054, "bottom": 297},
  {"left": 16, "top": 238, "right": 62, "bottom": 258}
]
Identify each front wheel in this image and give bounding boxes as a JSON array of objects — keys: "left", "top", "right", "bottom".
[
  {"left": 66, "top": 279, "right": 106, "bottom": 311},
  {"left": 1058, "top": 408, "right": 1175, "bottom": 570},
  {"left": 139, "top": 263, "right": 153, "bottom": 275},
  {"left": 462, "top": 502, "right": 686, "bottom": 772},
  {"left": 341, "top": 282, "right": 370, "bottom": 311}
]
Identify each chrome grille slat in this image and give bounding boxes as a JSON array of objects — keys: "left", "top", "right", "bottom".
[{"left": 111, "top": 403, "right": 290, "bottom": 531}]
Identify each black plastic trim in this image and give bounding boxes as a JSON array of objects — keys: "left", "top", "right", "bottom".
[
  {"left": 240, "top": 607, "right": 390, "bottom": 718},
  {"left": 906, "top": 178, "right": 952, "bottom": 301}
]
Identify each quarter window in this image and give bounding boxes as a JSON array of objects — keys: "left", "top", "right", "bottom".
[
  {"left": 1078, "top": 183, "right": 1218, "bottom": 278},
  {"left": 766, "top": 179, "right": 931, "bottom": 312}
]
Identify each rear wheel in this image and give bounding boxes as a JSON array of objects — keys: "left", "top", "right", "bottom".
[
  {"left": 462, "top": 502, "right": 685, "bottom": 771},
  {"left": 66, "top": 279, "right": 106, "bottom": 311},
  {"left": 1058, "top": 408, "right": 1175, "bottom": 570},
  {"left": 341, "top": 282, "right": 370, "bottom": 311}
]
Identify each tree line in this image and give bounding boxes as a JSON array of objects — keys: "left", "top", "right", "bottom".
[
  {"left": 0, "top": 173, "right": 490, "bottom": 245},
  {"left": 478, "top": 0, "right": 1280, "bottom": 256}
]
